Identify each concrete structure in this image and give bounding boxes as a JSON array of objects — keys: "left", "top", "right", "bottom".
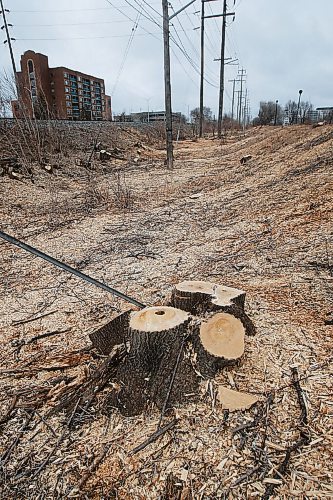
[{"left": 12, "top": 50, "right": 112, "bottom": 120}]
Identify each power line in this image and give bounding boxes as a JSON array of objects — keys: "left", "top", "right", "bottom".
[
  {"left": 14, "top": 20, "right": 136, "bottom": 27},
  {"left": 122, "top": 0, "right": 161, "bottom": 28},
  {"left": 16, "top": 33, "right": 160, "bottom": 41},
  {"left": 112, "top": 8, "right": 143, "bottom": 95},
  {"left": 10, "top": 4, "right": 161, "bottom": 13}
]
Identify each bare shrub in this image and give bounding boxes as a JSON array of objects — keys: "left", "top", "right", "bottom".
[
  {"left": 111, "top": 171, "right": 134, "bottom": 210},
  {"left": 83, "top": 176, "right": 111, "bottom": 211}
]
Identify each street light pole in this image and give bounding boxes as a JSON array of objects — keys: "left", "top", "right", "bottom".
[
  {"left": 296, "top": 89, "right": 303, "bottom": 124},
  {"left": 274, "top": 99, "right": 278, "bottom": 125}
]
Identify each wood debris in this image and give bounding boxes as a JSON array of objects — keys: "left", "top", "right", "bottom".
[
  {"left": 0, "top": 124, "right": 332, "bottom": 498},
  {"left": 217, "top": 385, "right": 258, "bottom": 411}
]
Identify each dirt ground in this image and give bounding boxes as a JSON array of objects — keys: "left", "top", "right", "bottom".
[{"left": 0, "top": 124, "right": 332, "bottom": 499}]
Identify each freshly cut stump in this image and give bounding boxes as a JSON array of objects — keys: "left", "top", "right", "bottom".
[
  {"left": 171, "top": 280, "right": 255, "bottom": 336},
  {"left": 128, "top": 306, "right": 190, "bottom": 370},
  {"left": 193, "top": 312, "right": 245, "bottom": 378},
  {"left": 89, "top": 310, "right": 131, "bottom": 355},
  {"left": 171, "top": 280, "right": 245, "bottom": 313},
  {"left": 114, "top": 306, "right": 196, "bottom": 416},
  {"left": 218, "top": 386, "right": 258, "bottom": 411}
]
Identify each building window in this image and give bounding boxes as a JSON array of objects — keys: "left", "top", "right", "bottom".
[
  {"left": 66, "top": 95, "right": 70, "bottom": 100},
  {"left": 64, "top": 72, "right": 68, "bottom": 78},
  {"left": 27, "top": 59, "right": 34, "bottom": 74},
  {"left": 66, "top": 102, "right": 71, "bottom": 107},
  {"left": 65, "top": 87, "right": 69, "bottom": 93}
]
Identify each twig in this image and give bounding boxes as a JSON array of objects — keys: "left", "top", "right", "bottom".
[
  {"left": 0, "top": 395, "right": 18, "bottom": 428},
  {"left": 12, "top": 310, "right": 58, "bottom": 326},
  {"left": 157, "top": 337, "right": 185, "bottom": 430},
  {"left": 78, "top": 443, "right": 112, "bottom": 490},
  {"left": 130, "top": 419, "right": 178, "bottom": 456},
  {"left": 0, "top": 410, "right": 35, "bottom": 464},
  {"left": 31, "top": 399, "right": 80, "bottom": 479},
  {"left": 261, "top": 367, "right": 311, "bottom": 500},
  {"left": 232, "top": 465, "right": 262, "bottom": 487},
  {"left": 12, "top": 328, "right": 71, "bottom": 355},
  {"left": 291, "top": 366, "right": 308, "bottom": 425}
]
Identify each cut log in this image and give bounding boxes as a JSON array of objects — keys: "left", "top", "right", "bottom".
[
  {"left": 217, "top": 386, "right": 258, "bottom": 411},
  {"left": 193, "top": 312, "right": 245, "bottom": 378},
  {"left": 89, "top": 310, "right": 131, "bottom": 355},
  {"left": 171, "top": 280, "right": 255, "bottom": 335}
]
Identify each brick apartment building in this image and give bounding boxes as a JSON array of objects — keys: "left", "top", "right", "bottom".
[{"left": 13, "top": 50, "right": 112, "bottom": 120}]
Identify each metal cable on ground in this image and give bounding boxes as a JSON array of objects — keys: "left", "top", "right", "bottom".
[{"left": 0, "top": 230, "right": 147, "bottom": 309}]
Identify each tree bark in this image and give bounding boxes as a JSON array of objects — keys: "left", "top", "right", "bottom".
[
  {"left": 89, "top": 310, "right": 132, "bottom": 355},
  {"left": 171, "top": 280, "right": 255, "bottom": 335},
  {"left": 107, "top": 306, "right": 198, "bottom": 416}
]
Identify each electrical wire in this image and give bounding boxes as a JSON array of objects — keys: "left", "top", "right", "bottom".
[
  {"left": 112, "top": 8, "right": 143, "bottom": 96},
  {"left": 14, "top": 20, "right": 135, "bottom": 27},
  {"left": 10, "top": 4, "right": 161, "bottom": 13}
]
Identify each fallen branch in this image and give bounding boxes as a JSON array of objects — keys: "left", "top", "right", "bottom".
[
  {"left": 130, "top": 419, "right": 178, "bottom": 456},
  {"left": 157, "top": 337, "right": 186, "bottom": 430},
  {"left": 51, "top": 344, "right": 126, "bottom": 420},
  {"left": 261, "top": 367, "right": 310, "bottom": 500},
  {"left": 12, "top": 310, "right": 58, "bottom": 326}
]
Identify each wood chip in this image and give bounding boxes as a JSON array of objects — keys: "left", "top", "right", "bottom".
[{"left": 217, "top": 386, "right": 259, "bottom": 411}]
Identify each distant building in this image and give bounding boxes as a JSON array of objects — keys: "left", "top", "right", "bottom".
[
  {"left": 113, "top": 111, "right": 182, "bottom": 123},
  {"left": 316, "top": 107, "right": 333, "bottom": 123},
  {"left": 12, "top": 50, "right": 112, "bottom": 120}
]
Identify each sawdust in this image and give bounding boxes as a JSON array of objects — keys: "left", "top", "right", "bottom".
[{"left": 0, "top": 124, "right": 332, "bottom": 498}]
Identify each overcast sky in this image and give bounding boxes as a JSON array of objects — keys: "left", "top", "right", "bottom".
[{"left": 1, "top": 0, "right": 332, "bottom": 118}]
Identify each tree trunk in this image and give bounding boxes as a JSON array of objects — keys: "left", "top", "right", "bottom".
[
  {"left": 107, "top": 306, "right": 198, "bottom": 416},
  {"left": 89, "top": 310, "right": 131, "bottom": 355},
  {"left": 171, "top": 280, "right": 255, "bottom": 335},
  {"left": 192, "top": 312, "right": 245, "bottom": 378}
]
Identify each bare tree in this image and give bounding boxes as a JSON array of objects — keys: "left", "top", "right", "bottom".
[{"left": 254, "top": 101, "right": 283, "bottom": 125}]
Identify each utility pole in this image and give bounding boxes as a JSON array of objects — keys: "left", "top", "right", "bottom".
[
  {"left": 0, "top": 0, "right": 18, "bottom": 95},
  {"left": 237, "top": 68, "right": 246, "bottom": 124},
  {"left": 162, "top": 0, "right": 196, "bottom": 168},
  {"left": 229, "top": 78, "right": 241, "bottom": 121},
  {"left": 217, "top": 0, "right": 227, "bottom": 138},
  {"left": 162, "top": 0, "right": 173, "bottom": 169},
  {"left": 199, "top": 0, "right": 205, "bottom": 137},
  {"left": 242, "top": 88, "right": 247, "bottom": 132}
]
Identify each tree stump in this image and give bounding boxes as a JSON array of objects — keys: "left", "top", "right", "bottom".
[
  {"left": 89, "top": 310, "right": 132, "bottom": 355},
  {"left": 193, "top": 312, "right": 245, "bottom": 378},
  {"left": 83, "top": 282, "right": 255, "bottom": 417},
  {"left": 106, "top": 306, "right": 198, "bottom": 416},
  {"left": 171, "top": 280, "right": 255, "bottom": 335}
]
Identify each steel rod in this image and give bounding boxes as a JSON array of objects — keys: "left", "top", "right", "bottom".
[{"left": 0, "top": 230, "right": 146, "bottom": 309}]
